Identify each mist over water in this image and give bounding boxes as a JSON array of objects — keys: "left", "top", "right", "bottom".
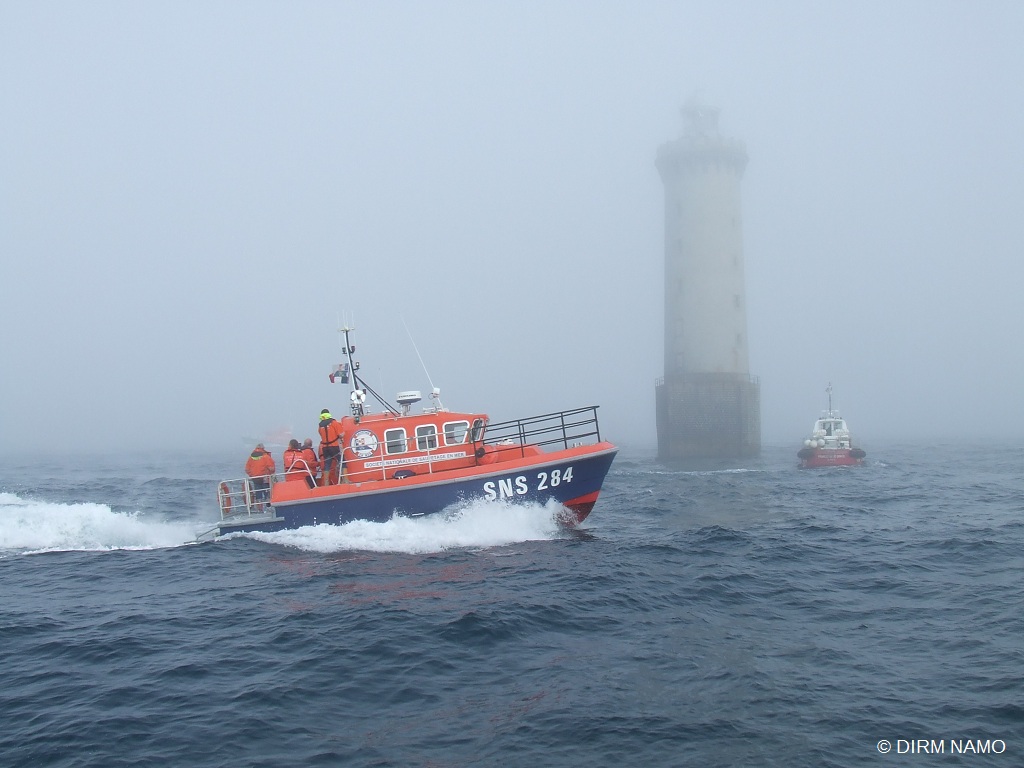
[{"left": 3, "top": 4, "right": 1024, "bottom": 454}]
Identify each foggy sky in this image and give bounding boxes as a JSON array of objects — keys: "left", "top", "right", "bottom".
[{"left": 3, "top": 1, "right": 1023, "bottom": 457}]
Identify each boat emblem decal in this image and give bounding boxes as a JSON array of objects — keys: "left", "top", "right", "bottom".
[{"left": 351, "top": 429, "right": 379, "bottom": 458}]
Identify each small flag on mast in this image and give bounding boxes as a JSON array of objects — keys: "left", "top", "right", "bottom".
[{"left": 329, "top": 363, "right": 350, "bottom": 384}]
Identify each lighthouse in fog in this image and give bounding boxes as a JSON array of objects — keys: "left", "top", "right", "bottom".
[{"left": 655, "top": 103, "right": 760, "bottom": 460}]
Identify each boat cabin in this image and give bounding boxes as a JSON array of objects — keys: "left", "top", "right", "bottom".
[
  {"left": 810, "top": 413, "right": 851, "bottom": 448},
  {"left": 337, "top": 410, "right": 488, "bottom": 483}
]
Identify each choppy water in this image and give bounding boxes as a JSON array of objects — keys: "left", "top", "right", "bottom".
[{"left": 1, "top": 443, "right": 1021, "bottom": 767}]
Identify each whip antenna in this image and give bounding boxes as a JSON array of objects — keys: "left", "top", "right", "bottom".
[{"left": 401, "top": 316, "right": 445, "bottom": 411}]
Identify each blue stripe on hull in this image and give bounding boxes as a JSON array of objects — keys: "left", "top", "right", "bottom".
[{"left": 220, "top": 449, "right": 616, "bottom": 534}]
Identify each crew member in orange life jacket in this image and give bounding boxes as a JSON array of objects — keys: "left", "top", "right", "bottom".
[
  {"left": 283, "top": 439, "right": 315, "bottom": 487},
  {"left": 318, "top": 410, "right": 344, "bottom": 485},
  {"left": 300, "top": 438, "right": 320, "bottom": 484},
  {"left": 244, "top": 443, "right": 276, "bottom": 509}
]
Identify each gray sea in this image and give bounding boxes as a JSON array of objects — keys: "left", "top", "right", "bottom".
[{"left": 1, "top": 442, "right": 1021, "bottom": 767}]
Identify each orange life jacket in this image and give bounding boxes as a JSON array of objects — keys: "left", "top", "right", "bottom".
[
  {"left": 283, "top": 448, "right": 312, "bottom": 482},
  {"left": 318, "top": 418, "right": 344, "bottom": 448},
  {"left": 245, "top": 449, "right": 276, "bottom": 478},
  {"left": 299, "top": 447, "right": 320, "bottom": 474}
]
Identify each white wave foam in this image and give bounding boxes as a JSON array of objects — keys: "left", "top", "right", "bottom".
[
  {"left": 0, "top": 492, "right": 197, "bottom": 554},
  {"left": 233, "top": 497, "right": 569, "bottom": 554}
]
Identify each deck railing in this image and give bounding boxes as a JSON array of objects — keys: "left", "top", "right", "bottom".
[
  {"left": 217, "top": 477, "right": 278, "bottom": 520},
  {"left": 482, "top": 406, "right": 603, "bottom": 458},
  {"left": 342, "top": 406, "right": 605, "bottom": 482}
]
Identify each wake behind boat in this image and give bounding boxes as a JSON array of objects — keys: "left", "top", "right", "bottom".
[
  {"left": 797, "top": 384, "right": 866, "bottom": 469},
  {"left": 202, "top": 327, "right": 617, "bottom": 539}
]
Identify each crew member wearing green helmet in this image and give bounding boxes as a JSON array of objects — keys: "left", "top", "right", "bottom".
[{"left": 318, "top": 409, "right": 345, "bottom": 485}]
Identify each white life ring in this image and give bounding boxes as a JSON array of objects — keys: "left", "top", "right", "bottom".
[{"left": 350, "top": 389, "right": 366, "bottom": 404}]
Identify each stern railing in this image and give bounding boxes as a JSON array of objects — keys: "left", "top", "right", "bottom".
[{"left": 217, "top": 477, "right": 278, "bottom": 520}]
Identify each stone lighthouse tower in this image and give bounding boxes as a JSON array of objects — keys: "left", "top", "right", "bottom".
[{"left": 655, "top": 103, "right": 760, "bottom": 460}]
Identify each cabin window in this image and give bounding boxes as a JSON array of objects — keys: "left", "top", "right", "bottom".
[
  {"left": 384, "top": 428, "right": 407, "bottom": 455},
  {"left": 444, "top": 420, "right": 469, "bottom": 445},
  {"left": 470, "top": 418, "right": 485, "bottom": 442},
  {"left": 416, "top": 424, "right": 438, "bottom": 451}
]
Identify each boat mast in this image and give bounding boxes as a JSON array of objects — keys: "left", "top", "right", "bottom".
[
  {"left": 339, "top": 326, "right": 363, "bottom": 418},
  {"left": 826, "top": 382, "right": 833, "bottom": 417},
  {"left": 337, "top": 325, "right": 399, "bottom": 418}
]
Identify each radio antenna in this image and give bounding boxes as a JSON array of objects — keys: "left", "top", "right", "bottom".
[
  {"left": 402, "top": 316, "right": 434, "bottom": 389},
  {"left": 402, "top": 316, "right": 445, "bottom": 411}
]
